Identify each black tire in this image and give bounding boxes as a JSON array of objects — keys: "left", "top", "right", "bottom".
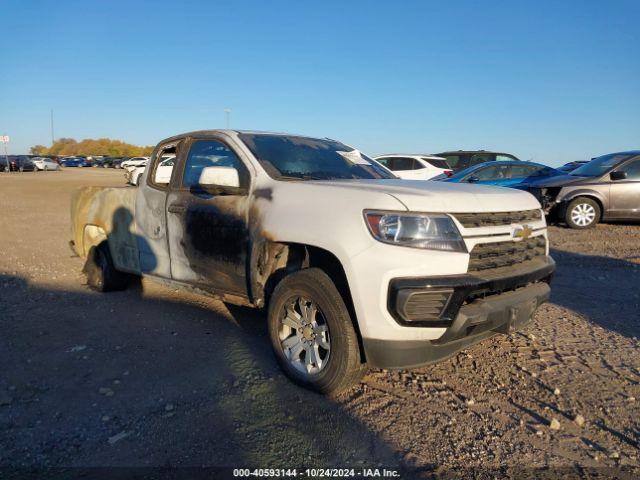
[
  {"left": 83, "top": 243, "right": 131, "bottom": 292},
  {"left": 564, "top": 197, "right": 601, "bottom": 229},
  {"left": 268, "top": 268, "right": 365, "bottom": 395}
]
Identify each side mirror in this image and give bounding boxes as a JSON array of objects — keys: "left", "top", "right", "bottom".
[
  {"left": 610, "top": 171, "right": 627, "bottom": 181},
  {"left": 199, "top": 166, "right": 240, "bottom": 188},
  {"left": 467, "top": 176, "right": 479, "bottom": 183}
]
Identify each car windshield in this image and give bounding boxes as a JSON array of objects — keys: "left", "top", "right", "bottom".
[
  {"left": 239, "top": 133, "right": 395, "bottom": 180},
  {"left": 571, "top": 153, "right": 632, "bottom": 177}
]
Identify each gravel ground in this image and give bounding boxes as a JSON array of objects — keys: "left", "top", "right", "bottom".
[{"left": 0, "top": 169, "right": 638, "bottom": 478}]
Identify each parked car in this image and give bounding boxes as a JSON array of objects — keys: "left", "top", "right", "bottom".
[
  {"left": 115, "top": 157, "right": 129, "bottom": 169},
  {"left": 2, "top": 155, "right": 36, "bottom": 172},
  {"left": 71, "top": 130, "right": 554, "bottom": 394},
  {"left": 101, "top": 157, "right": 124, "bottom": 168},
  {"left": 121, "top": 157, "right": 149, "bottom": 169},
  {"left": 32, "top": 157, "right": 61, "bottom": 171},
  {"left": 435, "top": 150, "right": 520, "bottom": 172},
  {"left": 557, "top": 160, "right": 588, "bottom": 173},
  {"left": 373, "top": 154, "right": 452, "bottom": 180},
  {"left": 527, "top": 150, "right": 640, "bottom": 229},
  {"left": 438, "top": 160, "right": 562, "bottom": 188},
  {"left": 61, "top": 157, "right": 89, "bottom": 167},
  {"left": 126, "top": 156, "right": 173, "bottom": 186}
]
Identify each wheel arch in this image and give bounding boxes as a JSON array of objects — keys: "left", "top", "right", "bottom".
[
  {"left": 562, "top": 193, "right": 605, "bottom": 218},
  {"left": 82, "top": 224, "right": 108, "bottom": 258},
  {"left": 561, "top": 190, "right": 605, "bottom": 214},
  {"left": 255, "top": 241, "right": 367, "bottom": 363}
]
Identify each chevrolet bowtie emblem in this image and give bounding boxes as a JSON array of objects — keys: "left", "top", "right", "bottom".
[{"left": 513, "top": 225, "right": 533, "bottom": 240}]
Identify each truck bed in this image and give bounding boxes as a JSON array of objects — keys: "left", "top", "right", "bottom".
[{"left": 70, "top": 186, "right": 141, "bottom": 274}]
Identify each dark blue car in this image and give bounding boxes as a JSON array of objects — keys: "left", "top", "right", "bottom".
[
  {"left": 61, "top": 157, "right": 89, "bottom": 167},
  {"left": 437, "top": 160, "right": 562, "bottom": 188}
]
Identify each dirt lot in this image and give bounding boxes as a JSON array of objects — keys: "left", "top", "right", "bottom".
[{"left": 1, "top": 169, "right": 639, "bottom": 477}]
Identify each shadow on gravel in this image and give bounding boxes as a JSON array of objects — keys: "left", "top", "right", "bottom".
[
  {"left": 0, "top": 274, "right": 402, "bottom": 471},
  {"left": 550, "top": 248, "right": 640, "bottom": 339}
]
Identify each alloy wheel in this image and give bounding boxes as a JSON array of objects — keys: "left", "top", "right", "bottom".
[
  {"left": 278, "top": 296, "right": 331, "bottom": 376},
  {"left": 571, "top": 203, "right": 596, "bottom": 227}
]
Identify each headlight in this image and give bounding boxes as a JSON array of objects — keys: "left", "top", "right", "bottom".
[{"left": 364, "top": 211, "right": 466, "bottom": 252}]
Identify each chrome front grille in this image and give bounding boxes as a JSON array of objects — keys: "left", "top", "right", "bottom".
[
  {"left": 468, "top": 236, "right": 547, "bottom": 272},
  {"left": 453, "top": 209, "right": 542, "bottom": 228}
]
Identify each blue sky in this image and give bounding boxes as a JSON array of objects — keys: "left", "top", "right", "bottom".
[{"left": 1, "top": 0, "right": 638, "bottom": 165}]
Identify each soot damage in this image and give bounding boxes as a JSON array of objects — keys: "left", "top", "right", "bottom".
[{"left": 181, "top": 201, "right": 249, "bottom": 295}]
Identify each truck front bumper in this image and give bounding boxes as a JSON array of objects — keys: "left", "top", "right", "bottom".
[{"left": 363, "top": 257, "right": 554, "bottom": 369}]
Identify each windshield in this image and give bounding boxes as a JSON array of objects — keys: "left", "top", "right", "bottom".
[
  {"left": 239, "top": 133, "right": 395, "bottom": 180},
  {"left": 571, "top": 153, "right": 631, "bottom": 177}
]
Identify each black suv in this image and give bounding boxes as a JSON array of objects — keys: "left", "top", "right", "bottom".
[
  {"left": 436, "top": 150, "right": 520, "bottom": 172},
  {"left": 2, "top": 155, "right": 36, "bottom": 172}
]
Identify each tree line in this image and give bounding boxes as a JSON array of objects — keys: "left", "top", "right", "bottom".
[{"left": 30, "top": 138, "right": 154, "bottom": 157}]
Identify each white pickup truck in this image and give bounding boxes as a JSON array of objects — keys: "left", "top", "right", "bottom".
[{"left": 70, "top": 130, "right": 555, "bottom": 393}]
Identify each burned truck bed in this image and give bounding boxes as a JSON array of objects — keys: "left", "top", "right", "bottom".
[{"left": 70, "top": 186, "right": 141, "bottom": 274}]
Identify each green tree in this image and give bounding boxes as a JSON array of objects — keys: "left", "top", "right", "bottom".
[
  {"left": 32, "top": 138, "right": 155, "bottom": 157},
  {"left": 30, "top": 145, "right": 47, "bottom": 155}
]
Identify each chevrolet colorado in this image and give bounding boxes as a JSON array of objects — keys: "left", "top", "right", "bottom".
[{"left": 70, "top": 130, "right": 555, "bottom": 393}]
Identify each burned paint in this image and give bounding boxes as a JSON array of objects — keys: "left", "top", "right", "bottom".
[
  {"left": 253, "top": 188, "right": 273, "bottom": 201},
  {"left": 70, "top": 186, "right": 142, "bottom": 274},
  {"left": 184, "top": 204, "right": 247, "bottom": 263},
  {"left": 164, "top": 192, "right": 252, "bottom": 297}
]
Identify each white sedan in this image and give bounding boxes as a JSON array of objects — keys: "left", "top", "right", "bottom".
[
  {"left": 120, "top": 157, "right": 149, "bottom": 169},
  {"left": 32, "top": 157, "right": 61, "bottom": 171}
]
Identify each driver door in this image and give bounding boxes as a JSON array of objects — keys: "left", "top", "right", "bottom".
[
  {"left": 608, "top": 157, "right": 640, "bottom": 219},
  {"left": 166, "top": 136, "right": 252, "bottom": 296}
]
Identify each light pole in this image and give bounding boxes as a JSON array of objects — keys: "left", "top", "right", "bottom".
[
  {"left": 2, "top": 135, "right": 9, "bottom": 172},
  {"left": 50, "top": 109, "right": 55, "bottom": 145},
  {"left": 224, "top": 109, "right": 231, "bottom": 129}
]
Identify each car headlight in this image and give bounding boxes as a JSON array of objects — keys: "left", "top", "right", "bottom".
[{"left": 364, "top": 211, "right": 466, "bottom": 252}]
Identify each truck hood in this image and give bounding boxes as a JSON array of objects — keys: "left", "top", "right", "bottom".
[{"left": 304, "top": 179, "right": 541, "bottom": 213}]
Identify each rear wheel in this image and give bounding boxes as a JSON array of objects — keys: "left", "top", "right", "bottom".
[
  {"left": 565, "top": 197, "right": 601, "bottom": 229},
  {"left": 268, "top": 268, "right": 365, "bottom": 395},
  {"left": 83, "top": 243, "right": 132, "bottom": 292}
]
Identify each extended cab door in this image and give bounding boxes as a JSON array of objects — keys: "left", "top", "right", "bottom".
[
  {"left": 134, "top": 140, "right": 183, "bottom": 277},
  {"left": 166, "top": 136, "right": 252, "bottom": 296}
]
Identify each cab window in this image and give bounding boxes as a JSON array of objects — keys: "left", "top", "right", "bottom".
[{"left": 182, "top": 140, "right": 248, "bottom": 188}]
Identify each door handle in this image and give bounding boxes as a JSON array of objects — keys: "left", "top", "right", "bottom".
[{"left": 168, "top": 203, "right": 187, "bottom": 214}]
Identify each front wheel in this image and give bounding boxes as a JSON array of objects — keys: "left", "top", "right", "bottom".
[
  {"left": 565, "top": 197, "right": 601, "bottom": 229},
  {"left": 268, "top": 268, "right": 365, "bottom": 395}
]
